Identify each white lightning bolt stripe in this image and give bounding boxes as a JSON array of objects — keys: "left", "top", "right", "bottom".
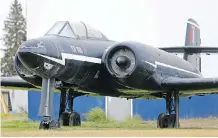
[
  {"left": 35, "top": 53, "right": 102, "bottom": 65},
  {"left": 142, "top": 60, "right": 201, "bottom": 77}
]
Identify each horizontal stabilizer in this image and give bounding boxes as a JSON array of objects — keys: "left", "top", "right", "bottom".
[{"left": 160, "top": 46, "right": 218, "bottom": 54}]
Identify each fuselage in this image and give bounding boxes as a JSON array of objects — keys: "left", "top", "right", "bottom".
[{"left": 16, "top": 35, "right": 202, "bottom": 96}]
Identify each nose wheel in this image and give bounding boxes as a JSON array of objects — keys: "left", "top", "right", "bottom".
[
  {"left": 39, "top": 119, "right": 60, "bottom": 129},
  {"left": 58, "top": 89, "right": 82, "bottom": 126},
  {"left": 157, "top": 90, "right": 180, "bottom": 128}
]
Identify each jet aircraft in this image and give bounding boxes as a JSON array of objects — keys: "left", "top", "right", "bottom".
[{"left": 1, "top": 19, "right": 218, "bottom": 129}]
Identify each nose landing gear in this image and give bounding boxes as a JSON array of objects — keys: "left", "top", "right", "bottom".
[{"left": 38, "top": 78, "right": 60, "bottom": 129}]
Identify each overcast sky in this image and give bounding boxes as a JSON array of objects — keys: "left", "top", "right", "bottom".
[{"left": 0, "top": 0, "right": 218, "bottom": 77}]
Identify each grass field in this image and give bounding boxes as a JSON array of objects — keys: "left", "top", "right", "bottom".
[{"left": 1, "top": 116, "right": 218, "bottom": 137}]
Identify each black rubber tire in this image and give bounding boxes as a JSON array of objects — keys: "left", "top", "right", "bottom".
[
  {"left": 168, "top": 114, "right": 180, "bottom": 128},
  {"left": 69, "top": 112, "right": 81, "bottom": 126},
  {"left": 157, "top": 113, "right": 166, "bottom": 128},
  {"left": 157, "top": 113, "right": 180, "bottom": 128},
  {"left": 39, "top": 120, "right": 60, "bottom": 129},
  {"left": 59, "top": 112, "right": 70, "bottom": 126},
  {"left": 168, "top": 114, "right": 176, "bottom": 128},
  {"left": 49, "top": 120, "right": 60, "bottom": 129},
  {"left": 39, "top": 121, "right": 46, "bottom": 129}
]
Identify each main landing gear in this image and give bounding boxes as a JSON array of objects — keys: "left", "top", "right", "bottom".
[
  {"left": 38, "top": 78, "right": 82, "bottom": 129},
  {"left": 58, "top": 88, "right": 81, "bottom": 127},
  {"left": 157, "top": 90, "right": 180, "bottom": 128}
]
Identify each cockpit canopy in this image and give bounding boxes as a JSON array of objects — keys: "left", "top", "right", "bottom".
[{"left": 46, "top": 21, "right": 108, "bottom": 40}]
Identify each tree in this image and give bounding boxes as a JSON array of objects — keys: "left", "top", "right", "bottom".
[{"left": 1, "top": 0, "right": 26, "bottom": 76}]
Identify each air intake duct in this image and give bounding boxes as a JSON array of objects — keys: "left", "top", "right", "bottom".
[{"left": 102, "top": 43, "right": 136, "bottom": 78}]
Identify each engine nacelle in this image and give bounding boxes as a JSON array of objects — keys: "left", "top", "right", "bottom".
[
  {"left": 102, "top": 41, "right": 155, "bottom": 88},
  {"left": 102, "top": 43, "right": 136, "bottom": 78},
  {"left": 14, "top": 54, "right": 42, "bottom": 87}
]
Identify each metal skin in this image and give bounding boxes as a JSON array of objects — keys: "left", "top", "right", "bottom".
[{"left": 16, "top": 35, "right": 201, "bottom": 97}]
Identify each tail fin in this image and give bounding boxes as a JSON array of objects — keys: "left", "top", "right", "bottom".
[
  {"left": 183, "top": 18, "right": 201, "bottom": 72},
  {"left": 185, "top": 18, "right": 201, "bottom": 46}
]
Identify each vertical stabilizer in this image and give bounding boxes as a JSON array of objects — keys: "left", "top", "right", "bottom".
[{"left": 183, "top": 18, "right": 201, "bottom": 72}]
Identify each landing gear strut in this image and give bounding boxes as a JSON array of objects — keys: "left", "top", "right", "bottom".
[
  {"left": 38, "top": 78, "right": 82, "bottom": 129},
  {"left": 157, "top": 90, "right": 180, "bottom": 128},
  {"left": 38, "top": 78, "right": 60, "bottom": 129},
  {"left": 58, "top": 89, "right": 81, "bottom": 126}
]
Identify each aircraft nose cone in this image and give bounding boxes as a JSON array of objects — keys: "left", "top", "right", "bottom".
[
  {"left": 116, "top": 56, "right": 130, "bottom": 69},
  {"left": 17, "top": 39, "right": 46, "bottom": 69}
]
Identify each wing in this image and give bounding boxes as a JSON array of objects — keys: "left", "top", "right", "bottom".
[
  {"left": 159, "top": 46, "right": 218, "bottom": 54},
  {"left": 161, "top": 77, "right": 218, "bottom": 90},
  {"left": 1, "top": 76, "right": 36, "bottom": 88}
]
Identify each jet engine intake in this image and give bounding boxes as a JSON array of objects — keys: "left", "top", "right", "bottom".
[
  {"left": 14, "top": 55, "right": 42, "bottom": 87},
  {"left": 102, "top": 41, "right": 156, "bottom": 89},
  {"left": 102, "top": 44, "right": 136, "bottom": 78}
]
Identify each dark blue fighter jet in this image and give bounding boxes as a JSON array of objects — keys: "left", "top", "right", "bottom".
[{"left": 1, "top": 19, "right": 218, "bottom": 129}]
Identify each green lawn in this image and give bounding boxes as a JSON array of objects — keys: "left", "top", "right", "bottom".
[
  {"left": 1, "top": 119, "right": 156, "bottom": 132},
  {"left": 1, "top": 108, "right": 155, "bottom": 132}
]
